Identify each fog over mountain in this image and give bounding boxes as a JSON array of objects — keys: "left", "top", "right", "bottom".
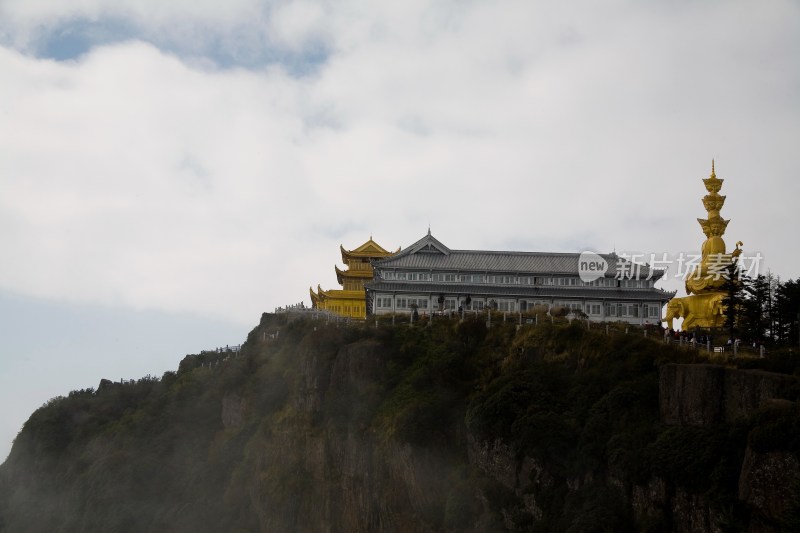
[{"left": 1, "top": 0, "right": 798, "bottom": 461}]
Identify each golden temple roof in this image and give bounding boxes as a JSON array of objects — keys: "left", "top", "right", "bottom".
[{"left": 340, "top": 238, "right": 397, "bottom": 263}]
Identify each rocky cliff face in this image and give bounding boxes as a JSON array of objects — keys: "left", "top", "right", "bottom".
[
  {"left": 1, "top": 316, "right": 799, "bottom": 532},
  {"left": 652, "top": 364, "right": 800, "bottom": 531},
  {"left": 240, "top": 338, "right": 459, "bottom": 533},
  {"left": 660, "top": 364, "right": 798, "bottom": 426},
  {"left": 739, "top": 447, "right": 800, "bottom": 529}
]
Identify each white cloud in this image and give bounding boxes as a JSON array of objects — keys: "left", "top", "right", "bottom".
[
  {"left": 0, "top": 0, "right": 798, "bottom": 328},
  {"left": 0, "top": 43, "right": 311, "bottom": 322},
  {"left": 268, "top": 0, "right": 329, "bottom": 51}
]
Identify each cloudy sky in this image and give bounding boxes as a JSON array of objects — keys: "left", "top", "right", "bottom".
[{"left": 1, "top": 0, "right": 798, "bottom": 460}]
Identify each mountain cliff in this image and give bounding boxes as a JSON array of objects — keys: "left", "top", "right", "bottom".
[{"left": 1, "top": 314, "right": 799, "bottom": 532}]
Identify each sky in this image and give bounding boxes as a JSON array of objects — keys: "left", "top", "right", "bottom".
[{"left": 1, "top": 0, "right": 799, "bottom": 461}]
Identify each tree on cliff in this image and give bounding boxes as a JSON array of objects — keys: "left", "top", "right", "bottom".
[
  {"left": 774, "top": 278, "right": 800, "bottom": 346},
  {"left": 721, "top": 259, "right": 749, "bottom": 341},
  {"left": 741, "top": 274, "right": 770, "bottom": 343}
]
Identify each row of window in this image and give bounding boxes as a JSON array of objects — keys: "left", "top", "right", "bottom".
[
  {"left": 323, "top": 304, "right": 364, "bottom": 315},
  {"left": 373, "top": 296, "right": 661, "bottom": 317},
  {"left": 376, "top": 297, "right": 430, "bottom": 309},
  {"left": 347, "top": 261, "right": 372, "bottom": 271},
  {"left": 606, "top": 304, "right": 661, "bottom": 318},
  {"left": 378, "top": 271, "right": 654, "bottom": 288},
  {"left": 554, "top": 301, "right": 586, "bottom": 312},
  {"left": 343, "top": 281, "right": 366, "bottom": 291}
]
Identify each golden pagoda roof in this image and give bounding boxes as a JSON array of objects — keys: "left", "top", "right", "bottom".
[
  {"left": 315, "top": 286, "right": 364, "bottom": 300},
  {"left": 335, "top": 264, "right": 373, "bottom": 284},
  {"left": 310, "top": 237, "right": 397, "bottom": 312},
  {"left": 696, "top": 161, "right": 730, "bottom": 238},
  {"left": 340, "top": 238, "right": 397, "bottom": 263}
]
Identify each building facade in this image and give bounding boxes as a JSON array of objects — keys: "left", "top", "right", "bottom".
[
  {"left": 364, "top": 232, "right": 674, "bottom": 324},
  {"left": 310, "top": 238, "right": 396, "bottom": 319}
]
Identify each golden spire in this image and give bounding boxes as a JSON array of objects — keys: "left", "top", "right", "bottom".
[
  {"left": 703, "top": 160, "right": 723, "bottom": 194},
  {"left": 698, "top": 160, "right": 728, "bottom": 236}
]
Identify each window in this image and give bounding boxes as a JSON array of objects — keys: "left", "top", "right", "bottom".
[
  {"left": 444, "top": 298, "right": 457, "bottom": 309},
  {"left": 497, "top": 300, "right": 516, "bottom": 312},
  {"left": 396, "top": 298, "right": 407, "bottom": 309},
  {"left": 586, "top": 304, "right": 601, "bottom": 315},
  {"left": 620, "top": 304, "right": 639, "bottom": 317},
  {"left": 647, "top": 304, "right": 660, "bottom": 318},
  {"left": 397, "top": 272, "right": 407, "bottom": 280},
  {"left": 444, "top": 274, "right": 456, "bottom": 282},
  {"left": 406, "top": 298, "right": 429, "bottom": 309}
]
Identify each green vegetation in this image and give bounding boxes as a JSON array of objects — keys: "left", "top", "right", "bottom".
[
  {"left": 1, "top": 313, "right": 798, "bottom": 532},
  {"left": 723, "top": 270, "right": 800, "bottom": 349}
]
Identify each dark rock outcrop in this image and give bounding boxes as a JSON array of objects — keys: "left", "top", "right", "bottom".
[
  {"left": 221, "top": 393, "right": 246, "bottom": 429},
  {"left": 739, "top": 447, "right": 800, "bottom": 529},
  {"left": 660, "top": 364, "right": 726, "bottom": 426},
  {"left": 660, "top": 364, "right": 798, "bottom": 426}
]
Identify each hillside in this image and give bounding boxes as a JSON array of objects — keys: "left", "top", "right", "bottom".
[{"left": 1, "top": 313, "right": 799, "bottom": 532}]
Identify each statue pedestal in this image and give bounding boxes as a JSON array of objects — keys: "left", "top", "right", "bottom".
[{"left": 666, "top": 292, "right": 726, "bottom": 330}]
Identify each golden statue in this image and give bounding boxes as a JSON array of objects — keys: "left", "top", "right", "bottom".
[{"left": 665, "top": 161, "right": 742, "bottom": 330}]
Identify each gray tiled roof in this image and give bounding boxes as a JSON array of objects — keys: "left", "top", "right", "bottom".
[
  {"left": 364, "top": 281, "right": 674, "bottom": 302},
  {"left": 374, "top": 233, "right": 663, "bottom": 279}
]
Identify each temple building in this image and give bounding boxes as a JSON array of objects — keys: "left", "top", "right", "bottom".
[
  {"left": 364, "top": 231, "right": 673, "bottom": 324},
  {"left": 310, "top": 238, "right": 396, "bottom": 319}
]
